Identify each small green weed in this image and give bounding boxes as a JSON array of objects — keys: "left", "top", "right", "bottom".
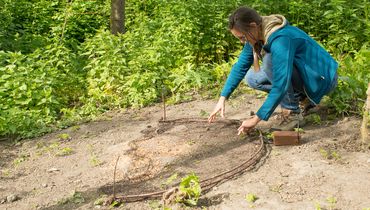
[
  {"left": 314, "top": 202, "right": 322, "bottom": 210},
  {"left": 327, "top": 114, "right": 337, "bottom": 121},
  {"left": 176, "top": 173, "right": 201, "bottom": 206},
  {"left": 13, "top": 153, "right": 29, "bottom": 166},
  {"left": 148, "top": 200, "right": 161, "bottom": 209},
  {"left": 58, "top": 191, "right": 85, "bottom": 205},
  {"left": 319, "top": 148, "right": 329, "bottom": 159},
  {"left": 239, "top": 132, "right": 246, "bottom": 139},
  {"left": 331, "top": 151, "right": 341, "bottom": 160},
  {"left": 71, "top": 125, "right": 81, "bottom": 131},
  {"left": 162, "top": 173, "right": 178, "bottom": 188},
  {"left": 148, "top": 203, "right": 171, "bottom": 210},
  {"left": 36, "top": 141, "right": 76, "bottom": 157},
  {"left": 269, "top": 184, "right": 283, "bottom": 193},
  {"left": 270, "top": 150, "right": 281, "bottom": 156},
  {"left": 1, "top": 169, "right": 11, "bottom": 177},
  {"left": 319, "top": 148, "right": 341, "bottom": 160},
  {"left": 35, "top": 142, "right": 59, "bottom": 156},
  {"left": 90, "top": 154, "right": 102, "bottom": 166},
  {"left": 93, "top": 194, "right": 108, "bottom": 206},
  {"left": 294, "top": 128, "right": 305, "bottom": 132},
  {"left": 266, "top": 132, "right": 274, "bottom": 140},
  {"left": 70, "top": 191, "right": 85, "bottom": 204},
  {"left": 56, "top": 147, "right": 74, "bottom": 156},
  {"left": 110, "top": 200, "right": 122, "bottom": 208},
  {"left": 49, "top": 142, "right": 60, "bottom": 149},
  {"left": 199, "top": 109, "right": 209, "bottom": 117},
  {"left": 58, "top": 133, "right": 71, "bottom": 141},
  {"left": 306, "top": 114, "right": 322, "bottom": 125},
  {"left": 256, "top": 92, "right": 267, "bottom": 99},
  {"left": 326, "top": 196, "right": 337, "bottom": 210},
  {"left": 87, "top": 144, "right": 102, "bottom": 167},
  {"left": 36, "top": 142, "right": 46, "bottom": 149},
  {"left": 93, "top": 198, "right": 104, "bottom": 206},
  {"left": 186, "top": 139, "right": 196, "bottom": 146},
  {"left": 245, "top": 193, "right": 258, "bottom": 203}
]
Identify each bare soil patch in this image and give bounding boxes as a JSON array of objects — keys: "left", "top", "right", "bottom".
[{"left": 1, "top": 93, "right": 369, "bottom": 210}]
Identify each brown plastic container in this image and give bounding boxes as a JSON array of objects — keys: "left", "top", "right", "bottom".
[{"left": 272, "top": 131, "right": 300, "bottom": 146}]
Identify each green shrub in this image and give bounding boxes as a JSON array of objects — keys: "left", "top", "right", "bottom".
[
  {"left": 329, "top": 46, "right": 370, "bottom": 114},
  {"left": 1, "top": 0, "right": 369, "bottom": 139},
  {"left": 0, "top": 42, "right": 85, "bottom": 138}
]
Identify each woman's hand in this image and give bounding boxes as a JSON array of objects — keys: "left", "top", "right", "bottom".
[
  {"left": 208, "top": 96, "right": 226, "bottom": 123},
  {"left": 237, "top": 115, "right": 261, "bottom": 135}
]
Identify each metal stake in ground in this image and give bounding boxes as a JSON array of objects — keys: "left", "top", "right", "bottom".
[
  {"left": 162, "top": 87, "right": 167, "bottom": 121},
  {"left": 113, "top": 156, "right": 120, "bottom": 199}
]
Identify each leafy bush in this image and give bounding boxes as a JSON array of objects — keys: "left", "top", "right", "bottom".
[
  {"left": 0, "top": 43, "right": 84, "bottom": 137},
  {"left": 251, "top": 0, "right": 370, "bottom": 55},
  {"left": 0, "top": 0, "right": 110, "bottom": 52},
  {"left": 1, "top": 0, "right": 369, "bottom": 139},
  {"left": 81, "top": 0, "right": 240, "bottom": 108},
  {"left": 329, "top": 46, "right": 370, "bottom": 114}
]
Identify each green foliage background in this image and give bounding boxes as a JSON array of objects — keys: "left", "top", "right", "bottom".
[{"left": 0, "top": 0, "right": 369, "bottom": 138}]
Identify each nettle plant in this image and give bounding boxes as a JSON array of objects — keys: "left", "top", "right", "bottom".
[
  {"left": 82, "top": 0, "right": 239, "bottom": 108},
  {"left": 329, "top": 46, "right": 370, "bottom": 114},
  {"left": 0, "top": 42, "right": 84, "bottom": 138},
  {"left": 1, "top": 0, "right": 369, "bottom": 139}
]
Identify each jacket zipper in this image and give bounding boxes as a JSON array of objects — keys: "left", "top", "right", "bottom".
[
  {"left": 303, "top": 86, "right": 317, "bottom": 105},
  {"left": 303, "top": 74, "right": 326, "bottom": 105}
]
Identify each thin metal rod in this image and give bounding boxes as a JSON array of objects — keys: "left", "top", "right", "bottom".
[
  {"left": 113, "top": 156, "right": 120, "bottom": 199},
  {"left": 162, "top": 89, "right": 166, "bottom": 121}
]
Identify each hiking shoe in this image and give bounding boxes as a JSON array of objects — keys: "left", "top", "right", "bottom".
[
  {"left": 270, "top": 109, "right": 305, "bottom": 131},
  {"left": 299, "top": 98, "right": 316, "bottom": 116}
]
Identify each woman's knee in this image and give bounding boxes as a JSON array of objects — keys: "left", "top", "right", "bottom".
[
  {"left": 245, "top": 74, "right": 258, "bottom": 89},
  {"left": 245, "top": 70, "right": 258, "bottom": 89}
]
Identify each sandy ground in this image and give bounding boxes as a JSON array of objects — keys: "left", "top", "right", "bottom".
[{"left": 1, "top": 92, "right": 369, "bottom": 210}]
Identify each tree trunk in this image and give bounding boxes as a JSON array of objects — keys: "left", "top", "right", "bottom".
[{"left": 110, "top": 0, "right": 125, "bottom": 35}]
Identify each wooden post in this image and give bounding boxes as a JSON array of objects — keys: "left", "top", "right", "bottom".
[
  {"left": 361, "top": 83, "right": 370, "bottom": 147},
  {"left": 162, "top": 88, "right": 166, "bottom": 121}
]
